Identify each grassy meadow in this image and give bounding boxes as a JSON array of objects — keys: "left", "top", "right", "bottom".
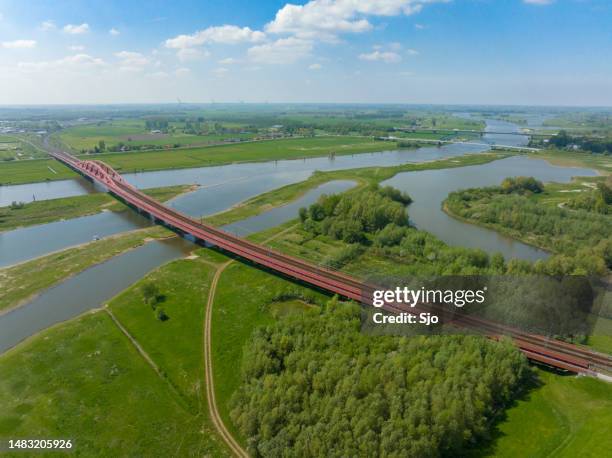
[{"left": 0, "top": 310, "right": 229, "bottom": 457}]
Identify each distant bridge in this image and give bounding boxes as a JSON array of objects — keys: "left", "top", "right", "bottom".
[
  {"left": 394, "top": 127, "right": 552, "bottom": 138},
  {"left": 50, "top": 151, "right": 611, "bottom": 379},
  {"left": 387, "top": 136, "right": 541, "bottom": 152}
]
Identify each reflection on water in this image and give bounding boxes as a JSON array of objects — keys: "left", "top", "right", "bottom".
[{"left": 0, "top": 175, "right": 97, "bottom": 207}]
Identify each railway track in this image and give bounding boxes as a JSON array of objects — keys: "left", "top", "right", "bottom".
[{"left": 50, "top": 151, "right": 612, "bottom": 378}]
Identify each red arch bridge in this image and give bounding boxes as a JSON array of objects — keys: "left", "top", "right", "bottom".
[{"left": 50, "top": 151, "right": 612, "bottom": 379}]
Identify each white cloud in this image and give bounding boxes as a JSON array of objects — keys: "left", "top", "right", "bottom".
[
  {"left": 359, "top": 50, "right": 402, "bottom": 63},
  {"left": 523, "top": 0, "right": 554, "bottom": 4},
  {"left": 219, "top": 57, "right": 238, "bottom": 65},
  {"left": 212, "top": 67, "right": 229, "bottom": 76},
  {"left": 175, "top": 67, "right": 190, "bottom": 76},
  {"left": 265, "top": 0, "right": 448, "bottom": 40},
  {"left": 308, "top": 63, "right": 322, "bottom": 70},
  {"left": 415, "top": 23, "right": 425, "bottom": 29},
  {"left": 18, "top": 54, "right": 105, "bottom": 73},
  {"left": 2, "top": 40, "right": 36, "bottom": 49},
  {"left": 406, "top": 48, "right": 419, "bottom": 55},
  {"left": 63, "top": 23, "right": 89, "bottom": 34},
  {"left": 247, "top": 37, "right": 313, "bottom": 64},
  {"left": 146, "top": 71, "right": 169, "bottom": 78},
  {"left": 115, "top": 51, "right": 149, "bottom": 71},
  {"left": 165, "top": 25, "right": 265, "bottom": 49},
  {"left": 40, "top": 20, "right": 56, "bottom": 31},
  {"left": 177, "top": 47, "right": 209, "bottom": 62},
  {"left": 69, "top": 45, "right": 85, "bottom": 51},
  {"left": 63, "top": 54, "right": 104, "bottom": 65},
  {"left": 109, "top": 28, "right": 120, "bottom": 36}
]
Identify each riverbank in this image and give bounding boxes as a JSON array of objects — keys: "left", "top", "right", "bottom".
[
  {"left": 0, "top": 184, "right": 195, "bottom": 232},
  {"left": 527, "top": 149, "right": 611, "bottom": 175},
  {"left": 0, "top": 226, "right": 171, "bottom": 314}
]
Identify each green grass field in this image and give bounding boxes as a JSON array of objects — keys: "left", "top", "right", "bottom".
[
  {"left": 0, "top": 310, "right": 228, "bottom": 457},
  {"left": 58, "top": 120, "right": 146, "bottom": 150},
  {"left": 527, "top": 176, "right": 605, "bottom": 209},
  {"left": 587, "top": 316, "right": 612, "bottom": 354},
  {"left": 59, "top": 122, "right": 256, "bottom": 151},
  {"left": 0, "top": 157, "right": 76, "bottom": 185},
  {"left": 91, "top": 136, "right": 397, "bottom": 172},
  {"left": 484, "top": 369, "right": 612, "bottom": 457},
  {"left": 107, "top": 258, "right": 215, "bottom": 410},
  {"left": 0, "top": 135, "right": 42, "bottom": 161}
]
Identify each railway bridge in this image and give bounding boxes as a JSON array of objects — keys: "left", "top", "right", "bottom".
[{"left": 50, "top": 151, "right": 612, "bottom": 379}]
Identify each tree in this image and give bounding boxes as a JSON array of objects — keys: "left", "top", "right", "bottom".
[
  {"left": 298, "top": 207, "right": 308, "bottom": 223},
  {"left": 156, "top": 308, "right": 169, "bottom": 321},
  {"left": 141, "top": 282, "right": 160, "bottom": 308}
]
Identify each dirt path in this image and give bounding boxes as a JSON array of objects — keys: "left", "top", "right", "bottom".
[
  {"left": 203, "top": 260, "right": 247, "bottom": 458},
  {"left": 202, "top": 225, "right": 299, "bottom": 458}
]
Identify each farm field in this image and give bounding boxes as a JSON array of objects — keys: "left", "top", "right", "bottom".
[
  {"left": 0, "top": 135, "right": 42, "bottom": 161},
  {"left": 58, "top": 120, "right": 256, "bottom": 151}
]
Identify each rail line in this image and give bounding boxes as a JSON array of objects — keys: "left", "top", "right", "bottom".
[{"left": 50, "top": 151, "right": 612, "bottom": 378}]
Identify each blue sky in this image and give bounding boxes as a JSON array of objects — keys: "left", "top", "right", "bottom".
[{"left": 0, "top": 0, "right": 611, "bottom": 105}]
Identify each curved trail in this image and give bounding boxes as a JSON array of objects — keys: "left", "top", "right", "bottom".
[
  {"left": 203, "top": 260, "right": 246, "bottom": 458},
  {"left": 202, "top": 225, "right": 299, "bottom": 457}
]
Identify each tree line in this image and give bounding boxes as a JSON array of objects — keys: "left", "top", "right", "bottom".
[{"left": 534, "top": 129, "right": 612, "bottom": 154}]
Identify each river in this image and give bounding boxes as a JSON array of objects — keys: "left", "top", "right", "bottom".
[{"left": 0, "top": 118, "right": 599, "bottom": 352}]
